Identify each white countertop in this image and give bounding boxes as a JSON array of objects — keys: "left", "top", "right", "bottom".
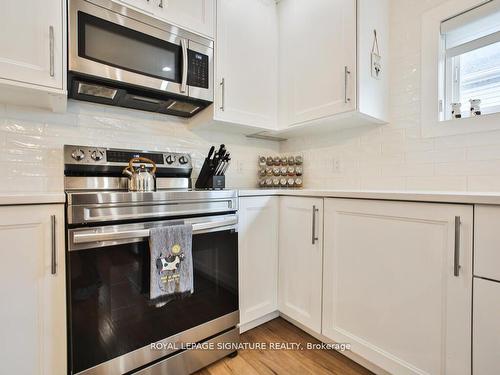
[
  {"left": 237, "top": 189, "right": 500, "bottom": 205},
  {"left": 0, "top": 193, "right": 66, "bottom": 206},
  {"left": 3, "top": 189, "right": 500, "bottom": 206}
]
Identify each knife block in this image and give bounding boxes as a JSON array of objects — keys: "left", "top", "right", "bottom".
[
  {"left": 195, "top": 158, "right": 226, "bottom": 190},
  {"left": 205, "top": 175, "right": 225, "bottom": 190}
]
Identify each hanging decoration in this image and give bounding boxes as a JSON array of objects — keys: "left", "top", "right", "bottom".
[{"left": 371, "top": 29, "right": 382, "bottom": 79}]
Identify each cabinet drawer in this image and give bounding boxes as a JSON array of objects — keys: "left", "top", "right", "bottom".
[
  {"left": 473, "top": 277, "right": 500, "bottom": 375},
  {"left": 474, "top": 205, "right": 500, "bottom": 281}
]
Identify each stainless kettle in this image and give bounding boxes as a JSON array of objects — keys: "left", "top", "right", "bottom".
[{"left": 122, "top": 157, "right": 157, "bottom": 192}]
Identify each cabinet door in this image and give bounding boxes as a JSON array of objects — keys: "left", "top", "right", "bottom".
[
  {"left": 279, "top": 197, "right": 323, "bottom": 333},
  {"left": 0, "top": 0, "right": 63, "bottom": 89},
  {"left": 473, "top": 277, "right": 500, "bottom": 375},
  {"left": 278, "top": 0, "right": 356, "bottom": 126},
  {"left": 119, "top": 0, "right": 149, "bottom": 8},
  {"left": 323, "top": 199, "right": 472, "bottom": 375},
  {"left": 159, "top": 0, "right": 215, "bottom": 38},
  {"left": 0, "top": 205, "right": 66, "bottom": 375},
  {"left": 238, "top": 197, "right": 279, "bottom": 327},
  {"left": 474, "top": 205, "right": 500, "bottom": 281},
  {"left": 215, "top": 0, "right": 278, "bottom": 129}
]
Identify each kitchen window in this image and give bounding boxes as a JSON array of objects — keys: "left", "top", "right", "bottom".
[{"left": 441, "top": 1, "right": 500, "bottom": 120}]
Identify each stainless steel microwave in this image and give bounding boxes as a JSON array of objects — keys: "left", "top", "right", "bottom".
[{"left": 68, "top": 0, "right": 213, "bottom": 117}]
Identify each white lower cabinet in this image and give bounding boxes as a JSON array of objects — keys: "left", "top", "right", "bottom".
[
  {"left": 474, "top": 205, "right": 500, "bottom": 281},
  {"left": 279, "top": 196, "right": 323, "bottom": 333},
  {"left": 238, "top": 197, "right": 279, "bottom": 329},
  {"left": 0, "top": 204, "right": 66, "bottom": 375},
  {"left": 473, "top": 277, "right": 500, "bottom": 375},
  {"left": 323, "top": 198, "right": 473, "bottom": 375}
]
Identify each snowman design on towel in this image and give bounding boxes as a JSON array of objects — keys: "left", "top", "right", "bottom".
[{"left": 155, "top": 243, "right": 185, "bottom": 290}]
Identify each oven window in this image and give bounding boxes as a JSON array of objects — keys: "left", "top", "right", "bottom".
[
  {"left": 78, "top": 12, "right": 181, "bottom": 82},
  {"left": 69, "top": 229, "right": 238, "bottom": 374}
]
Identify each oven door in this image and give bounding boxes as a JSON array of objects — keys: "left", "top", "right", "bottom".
[
  {"left": 69, "top": 0, "right": 213, "bottom": 100},
  {"left": 67, "top": 214, "right": 238, "bottom": 375}
]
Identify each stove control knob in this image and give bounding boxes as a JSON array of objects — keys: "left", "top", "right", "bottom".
[
  {"left": 179, "top": 156, "right": 189, "bottom": 165},
  {"left": 71, "top": 148, "right": 85, "bottom": 161},
  {"left": 91, "top": 149, "right": 104, "bottom": 161},
  {"left": 165, "top": 155, "right": 176, "bottom": 165}
]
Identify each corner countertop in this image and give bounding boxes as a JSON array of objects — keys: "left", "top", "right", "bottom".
[
  {"left": 237, "top": 188, "right": 500, "bottom": 205},
  {"left": 0, "top": 193, "right": 66, "bottom": 206}
]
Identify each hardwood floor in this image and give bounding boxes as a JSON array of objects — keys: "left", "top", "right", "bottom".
[{"left": 194, "top": 318, "right": 373, "bottom": 375}]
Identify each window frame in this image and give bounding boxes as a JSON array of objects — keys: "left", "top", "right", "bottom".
[{"left": 422, "top": 0, "right": 500, "bottom": 137}]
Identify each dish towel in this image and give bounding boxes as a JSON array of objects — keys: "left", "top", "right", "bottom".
[{"left": 149, "top": 223, "right": 193, "bottom": 302}]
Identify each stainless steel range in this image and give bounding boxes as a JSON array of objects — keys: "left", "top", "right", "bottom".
[{"left": 64, "top": 145, "right": 239, "bottom": 375}]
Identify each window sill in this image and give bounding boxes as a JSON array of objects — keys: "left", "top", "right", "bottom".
[{"left": 422, "top": 111, "right": 500, "bottom": 138}]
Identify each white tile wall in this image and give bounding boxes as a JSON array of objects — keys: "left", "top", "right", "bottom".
[
  {"left": 0, "top": 101, "right": 279, "bottom": 193},
  {"left": 3, "top": 0, "right": 500, "bottom": 193},
  {"left": 281, "top": 0, "right": 500, "bottom": 192}
]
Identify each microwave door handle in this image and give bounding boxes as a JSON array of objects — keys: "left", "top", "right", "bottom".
[{"left": 180, "top": 39, "right": 188, "bottom": 94}]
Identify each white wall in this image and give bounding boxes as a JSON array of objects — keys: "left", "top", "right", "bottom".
[
  {"left": 4, "top": 0, "right": 500, "bottom": 193},
  {"left": 281, "top": 0, "right": 500, "bottom": 192},
  {"left": 0, "top": 101, "right": 278, "bottom": 193}
]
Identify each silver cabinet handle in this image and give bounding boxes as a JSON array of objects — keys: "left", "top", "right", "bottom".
[
  {"left": 51, "top": 215, "right": 57, "bottom": 275},
  {"left": 220, "top": 78, "right": 225, "bottom": 111},
  {"left": 454, "top": 216, "right": 461, "bottom": 277},
  {"left": 49, "top": 26, "right": 55, "bottom": 77},
  {"left": 158, "top": 0, "right": 163, "bottom": 8},
  {"left": 344, "top": 66, "right": 351, "bottom": 103},
  {"left": 180, "top": 39, "right": 188, "bottom": 93},
  {"left": 312, "top": 205, "right": 319, "bottom": 245}
]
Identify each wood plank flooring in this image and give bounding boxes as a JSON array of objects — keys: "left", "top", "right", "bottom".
[{"left": 194, "top": 318, "right": 373, "bottom": 375}]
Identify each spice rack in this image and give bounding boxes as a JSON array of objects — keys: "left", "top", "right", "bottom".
[{"left": 258, "top": 155, "right": 303, "bottom": 188}]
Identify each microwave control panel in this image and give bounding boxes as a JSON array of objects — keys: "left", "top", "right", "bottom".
[{"left": 187, "top": 50, "right": 209, "bottom": 89}]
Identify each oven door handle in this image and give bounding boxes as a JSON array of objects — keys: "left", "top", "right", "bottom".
[{"left": 72, "top": 215, "right": 238, "bottom": 246}]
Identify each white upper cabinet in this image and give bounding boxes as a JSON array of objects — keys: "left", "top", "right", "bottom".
[
  {"left": 323, "top": 199, "right": 472, "bottom": 375},
  {"left": 156, "top": 0, "right": 215, "bottom": 39},
  {"left": 276, "top": 0, "right": 389, "bottom": 134},
  {"left": 238, "top": 196, "right": 279, "bottom": 330},
  {"left": 214, "top": 0, "right": 278, "bottom": 130},
  {"left": 191, "top": 0, "right": 278, "bottom": 132},
  {"left": 0, "top": 204, "right": 66, "bottom": 375},
  {"left": 0, "top": 0, "right": 64, "bottom": 89},
  {"left": 278, "top": 0, "right": 356, "bottom": 126},
  {"left": 279, "top": 197, "right": 323, "bottom": 333},
  {"left": 0, "top": 0, "right": 66, "bottom": 110},
  {"left": 192, "top": 0, "right": 388, "bottom": 137},
  {"left": 118, "top": 0, "right": 215, "bottom": 38}
]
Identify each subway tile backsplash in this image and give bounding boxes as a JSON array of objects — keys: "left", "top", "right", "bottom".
[
  {"left": 3, "top": 0, "right": 500, "bottom": 193},
  {"left": 280, "top": 0, "right": 500, "bottom": 192},
  {"left": 0, "top": 101, "right": 279, "bottom": 193}
]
